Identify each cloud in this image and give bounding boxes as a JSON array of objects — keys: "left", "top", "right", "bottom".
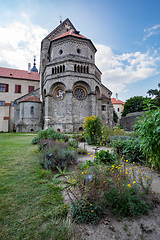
[
  {"left": 95, "top": 44, "right": 160, "bottom": 93},
  {"left": 0, "top": 16, "right": 48, "bottom": 70},
  {"left": 143, "top": 24, "right": 160, "bottom": 41}
]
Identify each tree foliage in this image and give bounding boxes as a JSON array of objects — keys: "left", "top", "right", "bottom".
[
  {"left": 147, "top": 83, "right": 160, "bottom": 107},
  {"left": 122, "top": 96, "right": 148, "bottom": 116},
  {"left": 113, "top": 110, "right": 118, "bottom": 123}
]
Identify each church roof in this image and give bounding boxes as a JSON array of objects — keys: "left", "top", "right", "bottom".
[
  {"left": 0, "top": 67, "right": 40, "bottom": 81},
  {"left": 54, "top": 29, "right": 88, "bottom": 40},
  {"left": 48, "top": 28, "right": 97, "bottom": 53},
  {"left": 111, "top": 98, "right": 125, "bottom": 105},
  {"left": 20, "top": 96, "right": 41, "bottom": 102},
  {"left": 43, "top": 18, "right": 76, "bottom": 41}
]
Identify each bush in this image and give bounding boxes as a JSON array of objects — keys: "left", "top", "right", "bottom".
[
  {"left": 113, "top": 137, "right": 145, "bottom": 163},
  {"left": 134, "top": 107, "right": 160, "bottom": 171},
  {"left": 68, "top": 161, "right": 152, "bottom": 223},
  {"left": 68, "top": 139, "right": 78, "bottom": 148},
  {"left": 94, "top": 150, "right": 115, "bottom": 164},
  {"left": 39, "top": 140, "right": 77, "bottom": 170},
  {"left": 104, "top": 185, "right": 149, "bottom": 217},
  {"left": 83, "top": 116, "right": 102, "bottom": 145},
  {"left": 31, "top": 128, "right": 68, "bottom": 144},
  {"left": 71, "top": 197, "right": 105, "bottom": 224}
]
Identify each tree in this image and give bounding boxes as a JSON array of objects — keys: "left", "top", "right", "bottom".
[
  {"left": 147, "top": 83, "right": 160, "bottom": 107},
  {"left": 122, "top": 96, "right": 147, "bottom": 117},
  {"left": 113, "top": 110, "right": 118, "bottom": 123}
]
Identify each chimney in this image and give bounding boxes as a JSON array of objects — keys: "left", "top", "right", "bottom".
[
  {"left": 28, "top": 63, "right": 31, "bottom": 74},
  {"left": 116, "top": 93, "right": 118, "bottom": 101}
]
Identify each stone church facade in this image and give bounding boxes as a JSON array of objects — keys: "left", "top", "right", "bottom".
[{"left": 14, "top": 18, "right": 113, "bottom": 132}]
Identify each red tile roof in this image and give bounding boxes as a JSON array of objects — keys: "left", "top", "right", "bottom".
[
  {"left": 54, "top": 29, "right": 88, "bottom": 40},
  {"left": 111, "top": 98, "right": 125, "bottom": 105},
  {"left": 21, "top": 96, "right": 41, "bottom": 102},
  {"left": 0, "top": 67, "right": 40, "bottom": 81}
]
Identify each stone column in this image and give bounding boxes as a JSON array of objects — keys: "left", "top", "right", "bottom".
[{"left": 44, "top": 95, "right": 52, "bottom": 129}]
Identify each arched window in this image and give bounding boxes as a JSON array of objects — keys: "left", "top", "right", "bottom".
[
  {"left": 30, "top": 106, "right": 34, "bottom": 114},
  {"left": 74, "top": 64, "right": 77, "bottom": 72},
  {"left": 78, "top": 65, "right": 80, "bottom": 72},
  {"left": 63, "top": 65, "right": 65, "bottom": 72},
  {"left": 52, "top": 68, "right": 54, "bottom": 74},
  {"left": 60, "top": 65, "right": 62, "bottom": 73},
  {"left": 57, "top": 66, "right": 60, "bottom": 73},
  {"left": 81, "top": 65, "right": 83, "bottom": 73},
  {"left": 87, "top": 66, "right": 89, "bottom": 73}
]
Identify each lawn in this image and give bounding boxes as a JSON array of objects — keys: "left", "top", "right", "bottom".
[{"left": 0, "top": 133, "right": 74, "bottom": 240}]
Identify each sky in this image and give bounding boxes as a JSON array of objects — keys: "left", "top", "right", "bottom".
[{"left": 0, "top": 0, "right": 160, "bottom": 101}]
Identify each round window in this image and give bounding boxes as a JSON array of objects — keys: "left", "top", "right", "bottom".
[
  {"left": 77, "top": 48, "right": 81, "bottom": 54},
  {"left": 59, "top": 49, "right": 63, "bottom": 55},
  {"left": 56, "top": 89, "right": 65, "bottom": 100},
  {"left": 73, "top": 87, "right": 87, "bottom": 100},
  {"left": 53, "top": 86, "right": 66, "bottom": 100}
]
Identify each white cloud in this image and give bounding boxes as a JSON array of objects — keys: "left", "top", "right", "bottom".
[
  {"left": 143, "top": 24, "right": 160, "bottom": 41},
  {"left": 95, "top": 44, "right": 160, "bottom": 93},
  {"left": 0, "top": 16, "right": 48, "bottom": 70}
]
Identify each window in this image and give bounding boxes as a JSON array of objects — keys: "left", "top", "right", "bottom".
[
  {"left": 0, "top": 83, "right": 9, "bottom": 92},
  {"left": 11, "top": 101, "right": 14, "bottom": 107},
  {"left": 77, "top": 48, "right": 81, "bottom": 54},
  {"left": 0, "top": 101, "right": 5, "bottom": 106},
  {"left": 15, "top": 85, "right": 21, "bottom": 93},
  {"left": 30, "top": 106, "right": 34, "bottom": 114},
  {"left": 117, "top": 108, "right": 120, "bottom": 112},
  {"left": 59, "top": 49, "right": 63, "bottom": 55},
  {"left": 73, "top": 87, "right": 87, "bottom": 100},
  {"left": 102, "top": 105, "right": 106, "bottom": 111},
  {"left": 28, "top": 86, "right": 35, "bottom": 93}
]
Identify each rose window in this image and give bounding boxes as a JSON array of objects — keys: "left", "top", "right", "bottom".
[{"left": 73, "top": 87, "right": 87, "bottom": 100}]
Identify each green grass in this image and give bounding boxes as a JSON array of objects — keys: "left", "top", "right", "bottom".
[{"left": 0, "top": 133, "right": 78, "bottom": 240}]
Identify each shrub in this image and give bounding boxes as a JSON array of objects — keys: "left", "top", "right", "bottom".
[
  {"left": 94, "top": 150, "right": 115, "bottom": 164},
  {"left": 31, "top": 128, "right": 68, "bottom": 144},
  {"left": 68, "top": 160, "right": 152, "bottom": 223},
  {"left": 83, "top": 116, "right": 102, "bottom": 145},
  {"left": 113, "top": 137, "right": 145, "bottom": 163},
  {"left": 134, "top": 107, "right": 160, "bottom": 171},
  {"left": 75, "top": 147, "right": 87, "bottom": 155},
  {"left": 68, "top": 139, "right": 78, "bottom": 148},
  {"left": 104, "top": 185, "right": 149, "bottom": 217},
  {"left": 71, "top": 197, "right": 105, "bottom": 224},
  {"left": 39, "top": 140, "right": 77, "bottom": 170}
]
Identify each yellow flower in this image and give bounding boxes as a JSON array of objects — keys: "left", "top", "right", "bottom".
[
  {"left": 91, "top": 210, "right": 93, "bottom": 212},
  {"left": 88, "top": 153, "right": 90, "bottom": 155},
  {"left": 90, "top": 204, "right": 92, "bottom": 206},
  {"left": 128, "top": 184, "right": 131, "bottom": 188},
  {"left": 72, "top": 189, "right": 74, "bottom": 191},
  {"left": 118, "top": 178, "right": 120, "bottom": 181},
  {"left": 64, "top": 206, "right": 66, "bottom": 208},
  {"left": 133, "top": 181, "right": 136, "bottom": 184},
  {"left": 82, "top": 172, "right": 84, "bottom": 174},
  {"left": 103, "top": 181, "right": 105, "bottom": 183},
  {"left": 126, "top": 160, "right": 128, "bottom": 162},
  {"left": 131, "top": 167, "right": 133, "bottom": 170},
  {"left": 90, "top": 155, "right": 93, "bottom": 157}
]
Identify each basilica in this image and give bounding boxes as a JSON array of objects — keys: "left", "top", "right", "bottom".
[{"left": 14, "top": 18, "right": 113, "bottom": 132}]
